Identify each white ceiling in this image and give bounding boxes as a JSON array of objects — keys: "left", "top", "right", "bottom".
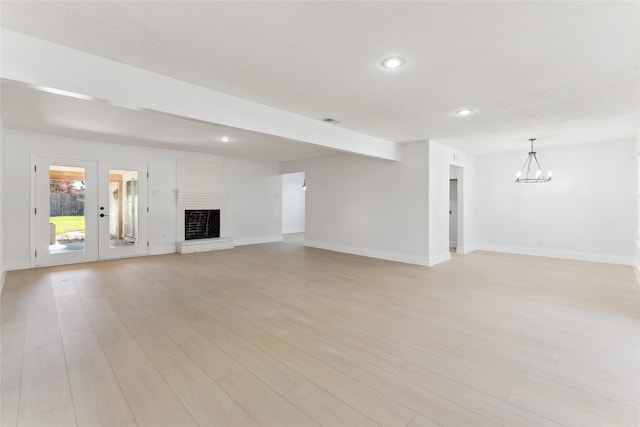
[{"left": 1, "top": 1, "right": 638, "bottom": 158}]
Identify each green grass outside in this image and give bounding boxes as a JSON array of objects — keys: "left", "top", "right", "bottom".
[{"left": 50, "top": 216, "right": 85, "bottom": 234}]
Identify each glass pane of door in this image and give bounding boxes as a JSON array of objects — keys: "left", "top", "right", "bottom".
[
  {"left": 49, "top": 165, "right": 86, "bottom": 253},
  {"left": 99, "top": 163, "right": 148, "bottom": 260},
  {"left": 108, "top": 169, "right": 139, "bottom": 248},
  {"left": 34, "top": 157, "right": 98, "bottom": 267}
]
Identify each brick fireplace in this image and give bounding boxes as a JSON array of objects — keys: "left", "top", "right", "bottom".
[{"left": 176, "top": 159, "right": 233, "bottom": 254}]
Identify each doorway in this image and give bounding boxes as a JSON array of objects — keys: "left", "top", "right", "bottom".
[
  {"left": 449, "top": 165, "right": 463, "bottom": 252},
  {"left": 33, "top": 157, "right": 148, "bottom": 266},
  {"left": 449, "top": 179, "right": 458, "bottom": 250},
  {"left": 281, "top": 172, "right": 305, "bottom": 242}
]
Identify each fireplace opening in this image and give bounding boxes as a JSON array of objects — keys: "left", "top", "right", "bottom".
[{"left": 185, "top": 209, "right": 220, "bottom": 240}]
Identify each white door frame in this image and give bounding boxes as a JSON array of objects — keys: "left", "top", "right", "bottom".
[
  {"left": 31, "top": 155, "right": 149, "bottom": 267},
  {"left": 98, "top": 162, "right": 149, "bottom": 260},
  {"left": 32, "top": 157, "right": 99, "bottom": 266},
  {"left": 449, "top": 165, "right": 464, "bottom": 254}
]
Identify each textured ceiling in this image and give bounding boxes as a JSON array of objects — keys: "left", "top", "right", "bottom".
[{"left": 1, "top": 1, "right": 638, "bottom": 157}]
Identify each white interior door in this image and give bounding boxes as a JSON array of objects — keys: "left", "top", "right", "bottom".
[
  {"left": 34, "top": 158, "right": 148, "bottom": 266},
  {"left": 449, "top": 178, "right": 458, "bottom": 249},
  {"left": 98, "top": 163, "right": 148, "bottom": 260}
]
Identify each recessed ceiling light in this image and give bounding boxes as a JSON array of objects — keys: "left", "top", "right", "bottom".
[
  {"left": 381, "top": 56, "right": 407, "bottom": 70},
  {"left": 35, "top": 85, "right": 96, "bottom": 101},
  {"left": 456, "top": 108, "right": 475, "bottom": 117},
  {"left": 217, "top": 136, "right": 232, "bottom": 142}
]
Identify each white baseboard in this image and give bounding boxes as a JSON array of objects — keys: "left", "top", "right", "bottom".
[
  {"left": 428, "top": 252, "right": 451, "bottom": 266},
  {"left": 153, "top": 236, "right": 284, "bottom": 251},
  {"left": 5, "top": 260, "right": 32, "bottom": 271},
  {"left": 283, "top": 228, "right": 305, "bottom": 234},
  {"left": 476, "top": 244, "right": 634, "bottom": 266},
  {"left": 304, "top": 240, "right": 429, "bottom": 266},
  {"left": 456, "top": 244, "right": 478, "bottom": 255},
  {"left": 149, "top": 245, "right": 178, "bottom": 255},
  {"left": 234, "top": 235, "right": 283, "bottom": 246}
]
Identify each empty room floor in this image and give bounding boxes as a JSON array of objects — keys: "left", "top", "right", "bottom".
[{"left": 1, "top": 243, "right": 639, "bottom": 426}]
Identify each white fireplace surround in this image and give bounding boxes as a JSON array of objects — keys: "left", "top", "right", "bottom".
[{"left": 176, "top": 159, "right": 234, "bottom": 253}]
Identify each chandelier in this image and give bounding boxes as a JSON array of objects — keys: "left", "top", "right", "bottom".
[{"left": 515, "top": 138, "right": 552, "bottom": 183}]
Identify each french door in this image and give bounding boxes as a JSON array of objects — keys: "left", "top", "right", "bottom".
[{"left": 34, "top": 157, "right": 148, "bottom": 266}]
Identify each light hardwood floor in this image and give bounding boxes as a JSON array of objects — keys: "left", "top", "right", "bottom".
[{"left": 2, "top": 242, "right": 639, "bottom": 427}]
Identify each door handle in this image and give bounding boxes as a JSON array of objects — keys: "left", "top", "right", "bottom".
[{"left": 100, "top": 213, "right": 109, "bottom": 218}]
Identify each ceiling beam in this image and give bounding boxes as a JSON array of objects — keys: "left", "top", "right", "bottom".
[{"left": 1, "top": 29, "right": 401, "bottom": 161}]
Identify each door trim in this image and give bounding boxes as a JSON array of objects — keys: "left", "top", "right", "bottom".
[
  {"left": 98, "top": 162, "right": 149, "bottom": 260},
  {"left": 31, "top": 155, "right": 150, "bottom": 267},
  {"left": 32, "top": 156, "right": 99, "bottom": 267}
]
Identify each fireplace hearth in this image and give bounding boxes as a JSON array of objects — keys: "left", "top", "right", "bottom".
[{"left": 185, "top": 209, "right": 220, "bottom": 240}]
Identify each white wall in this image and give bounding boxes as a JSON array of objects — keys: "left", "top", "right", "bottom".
[
  {"left": 279, "top": 140, "right": 478, "bottom": 267},
  {"left": 635, "top": 132, "right": 640, "bottom": 282},
  {"left": 282, "top": 172, "right": 305, "bottom": 234},
  {"left": 0, "top": 132, "right": 4, "bottom": 293},
  {"left": 281, "top": 141, "right": 430, "bottom": 265},
  {"left": 428, "top": 141, "right": 477, "bottom": 265},
  {"left": 477, "top": 139, "right": 635, "bottom": 265},
  {"left": 1, "top": 129, "right": 282, "bottom": 270}
]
